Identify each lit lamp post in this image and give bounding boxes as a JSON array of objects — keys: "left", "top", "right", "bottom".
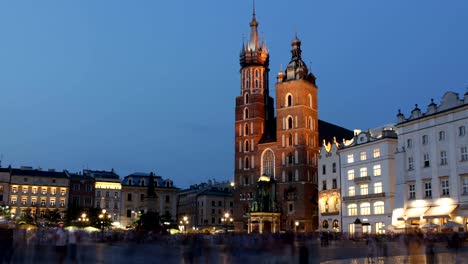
[
  {"left": 221, "top": 212, "right": 232, "bottom": 232},
  {"left": 78, "top": 213, "right": 89, "bottom": 226},
  {"left": 295, "top": 221, "right": 299, "bottom": 233},
  {"left": 98, "top": 209, "right": 111, "bottom": 240},
  {"left": 182, "top": 216, "right": 189, "bottom": 233}
]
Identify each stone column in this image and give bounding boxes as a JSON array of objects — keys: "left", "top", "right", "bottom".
[{"left": 259, "top": 218, "right": 264, "bottom": 234}]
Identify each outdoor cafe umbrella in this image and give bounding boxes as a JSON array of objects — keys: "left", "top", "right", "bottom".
[
  {"left": 83, "top": 226, "right": 100, "bottom": 232},
  {"left": 17, "top": 223, "right": 37, "bottom": 230},
  {"left": 420, "top": 222, "right": 440, "bottom": 229},
  {"left": 443, "top": 221, "right": 463, "bottom": 228}
]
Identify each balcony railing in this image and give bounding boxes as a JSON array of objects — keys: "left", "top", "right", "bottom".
[
  {"left": 343, "top": 192, "right": 386, "bottom": 201},
  {"left": 321, "top": 211, "right": 340, "bottom": 216},
  {"left": 354, "top": 176, "right": 371, "bottom": 183}
]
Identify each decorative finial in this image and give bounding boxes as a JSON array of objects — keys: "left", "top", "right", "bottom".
[
  {"left": 280, "top": 64, "right": 283, "bottom": 71},
  {"left": 431, "top": 98, "right": 434, "bottom": 103},
  {"left": 253, "top": 0, "right": 256, "bottom": 17},
  {"left": 398, "top": 109, "right": 401, "bottom": 114}
]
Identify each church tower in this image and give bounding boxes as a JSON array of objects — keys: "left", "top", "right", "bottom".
[
  {"left": 233, "top": 8, "right": 274, "bottom": 232},
  {"left": 274, "top": 35, "right": 319, "bottom": 232}
]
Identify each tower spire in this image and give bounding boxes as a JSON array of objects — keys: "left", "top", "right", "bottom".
[
  {"left": 248, "top": 0, "right": 260, "bottom": 51},
  {"left": 253, "top": 0, "right": 256, "bottom": 19}
]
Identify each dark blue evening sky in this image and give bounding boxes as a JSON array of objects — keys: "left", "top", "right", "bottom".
[{"left": 0, "top": 1, "right": 467, "bottom": 188}]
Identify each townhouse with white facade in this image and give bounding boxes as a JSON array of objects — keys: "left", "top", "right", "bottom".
[
  {"left": 339, "top": 127, "right": 397, "bottom": 235},
  {"left": 318, "top": 139, "right": 342, "bottom": 232},
  {"left": 84, "top": 169, "right": 122, "bottom": 224},
  {"left": 393, "top": 91, "right": 468, "bottom": 230}
]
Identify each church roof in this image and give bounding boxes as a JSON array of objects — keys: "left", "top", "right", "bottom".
[{"left": 318, "top": 119, "right": 354, "bottom": 143}]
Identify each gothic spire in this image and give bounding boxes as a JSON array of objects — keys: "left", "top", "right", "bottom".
[
  {"left": 240, "top": 2, "right": 269, "bottom": 68},
  {"left": 247, "top": 2, "right": 260, "bottom": 52}
]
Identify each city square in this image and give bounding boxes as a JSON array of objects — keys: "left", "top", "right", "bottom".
[{"left": 0, "top": 0, "right": 467, "bottom": 263}]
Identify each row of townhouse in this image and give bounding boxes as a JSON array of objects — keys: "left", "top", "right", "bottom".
[
  {"left": 318, "top": 91, "right": 468, "bottom": 235},
  {"left": 68, "top": 170, "right": 179, "bottom": 227},
  {"left": 0, "top": 167, "right": 179, "bottom": 227},
  {"left": 0, "top": 166, "right": 234, "bottom": 230}
]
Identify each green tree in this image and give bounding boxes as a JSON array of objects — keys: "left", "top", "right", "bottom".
[
  {"left": 44, "top": 209, "right": 62, "bottom": 226},
  {"left": 64, "top": 206, "right": 82, "bottom": 226},
  {"left": 17, "top": 208, "right": 35, "bottom": 225}
]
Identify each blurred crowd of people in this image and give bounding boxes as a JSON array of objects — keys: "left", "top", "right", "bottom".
[{"left": 1, "top": 220, "right": 468, "bottom": 264}]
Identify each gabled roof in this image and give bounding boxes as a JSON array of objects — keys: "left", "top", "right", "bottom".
[{"left": 10, "top": 168, "right": 69, "bottom": 178}]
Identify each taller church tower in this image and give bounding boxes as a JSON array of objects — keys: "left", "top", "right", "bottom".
[{"left": 233, "top": 8, "right": 275, "bottom": 232}]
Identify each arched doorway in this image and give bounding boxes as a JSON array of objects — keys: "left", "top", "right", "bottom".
[
  {"left": 263, "top": 220, "right": 272, "bottom": 233},
  {"left": 322, "top": 220, "right": 329, "bottom": 229},
  {"left": 333, "top": 219, "right": 339, "bottom": 231}
]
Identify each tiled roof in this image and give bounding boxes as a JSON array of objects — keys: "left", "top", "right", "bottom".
[{"left": 10, "top": 168, "right": 69, "bottom": 178}]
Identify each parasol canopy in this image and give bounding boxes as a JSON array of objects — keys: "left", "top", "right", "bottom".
[
  {"left": 420, "top": 222, "right": 440, "bottom": 229},
  {"left": 17, "top": 223, "right": 37, "bottom": 230},
  {"left": 83, "top": 226, "right": 100, "bottom": 232},
  {"left": 442, "top": 221, "right": 463, "bottom": 228}
]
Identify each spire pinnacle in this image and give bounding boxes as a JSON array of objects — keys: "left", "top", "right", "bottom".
[
  {"left": 253, "top": 0, "right": 256, "bottom": 18},
  {"left": 247, "top": 1, "right": 260, "bottom": 51}
]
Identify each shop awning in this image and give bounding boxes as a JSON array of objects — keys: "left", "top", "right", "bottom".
[
  {"left": 397, "top": 207, "right": 429, "bottom": 221},
  {"left": 423, "top": 205, "right": 458, "bottom": 219}
]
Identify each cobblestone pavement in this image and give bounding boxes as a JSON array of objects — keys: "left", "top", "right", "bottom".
[{"left": 7, "top": 239, "right": 468, "bottom": 264}]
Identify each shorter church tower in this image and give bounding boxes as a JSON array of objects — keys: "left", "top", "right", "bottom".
[{"left": 274, "top": 35, "right": 319, "bottom": 232}]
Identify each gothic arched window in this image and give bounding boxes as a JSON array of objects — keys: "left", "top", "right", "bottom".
[
  {"left": 244, "top": 108, "right": 249, "bottom": 119},
  {"left": 261, "top": 149, "right": 275, "bottom": 177},
  {"left": 245, "top": 141, "right": 250, "bottom": 152},
  {"left": 245, "top": 124, "right": 249, "bottom": 135},
  {"left": 245, "top": 93, "right": 249, "bottom": 104},
  {"left": 287, "top": 94, "right": 293, "bottom": 107},
  {"left": 288, "top": 134, "right": 293, "bottom": 146},
  {"left": 287, "top": 117, "right": 293, "bottom": 129},
  {"left": 288, "top": 153, "right": 294, "bottom": 165},
  {"left": 245, "top": 157, "right": 250, "bottom": 169}
]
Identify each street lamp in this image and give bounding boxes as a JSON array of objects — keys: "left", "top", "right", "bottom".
[
  {"left": 295, "top": 221, "right": 299, "bottom": 233},
  {"left": 221, "top": 212, "right": 233, "bottom": 232},
  {"left": 78, "top": 213, "right": 89, "bottom": 225},
  {"left": 98, "top": 209, "right": 109, "bottom": 240},
  {"left": 182, "top": 216, "right": 189, "bottom": 233}
]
